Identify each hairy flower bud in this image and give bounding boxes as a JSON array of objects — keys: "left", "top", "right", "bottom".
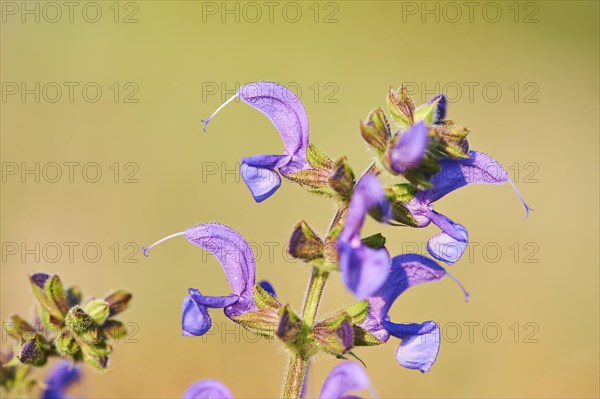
[
  {"left": 360, "top": 107, "right": 391, "bottom": 154},
  {"left": 328, "top": 157, "right": 356, "bottom": 198},
  {"left": 288, "top": 221, "right": 324, "bottom": 261},
  {"left": 104, "top": 290, "right": 132, "bottom": 317},
  {"left": 18, "top": 335, "right": 50, "bottom": 366}
]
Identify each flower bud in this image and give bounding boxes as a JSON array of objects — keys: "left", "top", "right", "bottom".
[
  {"left": 84, "top": 299, "right": 110, "bottom": 325},
  {"left": 103, "top": 320, "right": 127, "bottom": 340},
  {"left": 65, "top": 306, "right": 101, "bottom": 345},
  {"left": 328, "top": 157, "right": 356, "bottom": 198},
  {"left": 18, "top": 335, "right": 50, "bottom": 366},
  {"left": 29, "top": 274, "right": 68, "bottom": 324},
  {"left": 4, "top": 315, "right": 35, "bottom": 341},
  {"left": 288, "top": 221, "right": 324, "bottom": 261},
  {"left": 387, "top": 86, "right": 415, "bottom": 129},
  {"left": 314, "top": 315, "right": 354, "bottom": 356},
  {"left": 276, "top": 305, "right": 302, "bottom": 344},
  {"left": 360, "top": 107, "right": 391, "bottom": 154},
  {"left": 54, "top": 330, "right": 80, "bottom": 357},
  {"left": 104, "top": 290, "right": 132, "bottom": 317}
]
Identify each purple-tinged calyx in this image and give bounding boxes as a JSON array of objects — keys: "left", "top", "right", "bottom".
[
  {"left": 360, "top": 254, "right": 469, "bottom": 372},
  {"left": 337, "top": 175, "right": 391, "bottom": 299},
  {"left": 202, "top": 81, "right": 310, "bottom": 202}
]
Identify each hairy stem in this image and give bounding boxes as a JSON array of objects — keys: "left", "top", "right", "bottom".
[
  {"left": 282, "top": 353, "right": 308, "bottom": 398},
  {"left": 301, "top": 268, "right": 329, "bottom": 326},
  {"left": 283, "top": 205, "right": 347, "bottom": 399},
  {"left": 282, "top": 268, "right": 329, "bottom": 398}
]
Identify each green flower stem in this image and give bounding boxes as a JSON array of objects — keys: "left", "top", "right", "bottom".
[
  {"left": 282, "top": 354, "right": 308, "bottom": 399},
  {"left": 283, "top": 268, "right": 329, "bottom": 398},
  {"left": 301, "top": 268, "right": 329, "bottom": 326},
  {"left": 283, "top": 205, "right": 347, "bottom": 399}
]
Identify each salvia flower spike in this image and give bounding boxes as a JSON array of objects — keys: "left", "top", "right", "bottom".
[{"left": 133, "top": 81, "right": 532, "bottom": 399}]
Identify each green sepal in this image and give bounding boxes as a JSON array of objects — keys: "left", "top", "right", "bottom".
[
  {"left": 276, "top": 305, "right": 303, "bottom": 344},
  {"left": 317, "top": 300, "right": 369, "bottom": 327},
  {"left": 361, "top": 233, "right": 386, "bottom": 250},
  {"left": 360, "top": 107, "right": 391, "bottom": 154},
  {"left": 29, "top": 274, "right": 66, "bottom": 325},
  {"left": 387, "top": 87, "right": 415, "bottom": 129},
  {"left": 44, "top": 275, "right": 69, "bottom": 319},
  {"left": 328, "top": 157, "right": 356, "bottom": 198},
  {"left": 313, "top": 314, "right": 354, "bottom": 356},
  {"left": 442, "top": 140, "right": 471, "bottom": 159},
  {"left": 84, "top": 340, "right": 113, "bottom": 357},
  {"left": 414, "top": 97, "right": 440, "bottom": 125},
  {"left": 372, "top": 183, "right": 419, "bottom": 226},
  {"left": 103, "top": 320, "right": 127, "bottom": 340},
  {"left": 288, "top": 221, "right": 324, "bottom": 262},
  {"left": 104, "top": 290, "right": 132, "bottom": 317},
  {"left": 54, "top": 330, "right": 80, "bottom": 357},
  {"left": 4, "top": 315, "right": 35, "bottom": 341},
  {"left": 285, "top": 169, "right": 331, "bottom": 189},
  {"left": 254, "top": 284, "right": 281, "bottom": 314},
  {"left": 305, "top": 186, "right": 338, "bottom": 199},
  {"left": 38, "top": 306, "right": 52, "bottom": 327},
  {"left": 353, "top": 325, "right": 384, "bottom": 346},
  {"left": 306, "top": 143, "right": 334, "bottom": 171},
  {"left": 80, "top": 344, "right": 108, "bottom": 371},
  {"left": 230, "top": 311, "right": 279, "bottom": 339},
  {"left": 83, "top": 299, "right": 110, "bottom": 325}
]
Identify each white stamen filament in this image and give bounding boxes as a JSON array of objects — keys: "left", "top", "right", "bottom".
[
  {"left": 508, "top": 178, "right": 534, "bottom": 219},
  {"left": 446, "top": 271, "right": 470, "bottom": 303},
  {"left": 142, "top": 231, "right": 185, "bottom": 257},
  {"left": 201, "top": 92, "right": 240, "bottom": 132}
]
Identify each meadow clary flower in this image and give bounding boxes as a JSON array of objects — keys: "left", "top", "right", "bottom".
[
  {"left": 202, "top": 81, "right": 310, "bottom": 202},
  {"left": 337, "top": 174, "right": 391, "bottom": 299},
  {"left": 41, "top": 360, "right": 81, "bottom": 399},
  {"left": 143, "top": 223, "right": 266, "bottom": 336},
  {"left": 183, "top": 361, "right": 373, "bottom": 399},
  {"left": 360, "top": 254, "right": 468, "bottom": 372},
  {"left": 408, "top": 151, "right": 532, "bottom": 265}
]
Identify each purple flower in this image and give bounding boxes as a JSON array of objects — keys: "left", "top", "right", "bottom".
[
  {"left": 41, "top": 360, "right": 81, "bottom": 399},
  {"left": 183, "top": 361, "right": 373, "bottom": 399},
  {"left": 360, "top": 254, "right": 468, "bottom": 372},
  {"left": 202, "top": 81, "right": 310, "bottom": 202},
  {"left": 337, "top": 175, "right": 391, "bottom": 299},
  {"left": 143, "top": 223, "right": 262, "bottom": 336},
  {"left": 388, "top": 121, "right": 429, "bottom": 174},
  {"left": 407, "top": 150, "right": 532, "bottom": 265},
  {"left": 183, "top": 379, "right": 234, "bottom": 399}
]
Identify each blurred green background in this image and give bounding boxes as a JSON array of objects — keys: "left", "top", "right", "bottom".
[{"left": 1, "top": 1, "right": 598, "bottom": 398}]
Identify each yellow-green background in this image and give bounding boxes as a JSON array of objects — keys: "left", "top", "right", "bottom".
[{"left": 1, "top": 1, "right": 598, "bottom": 398}]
